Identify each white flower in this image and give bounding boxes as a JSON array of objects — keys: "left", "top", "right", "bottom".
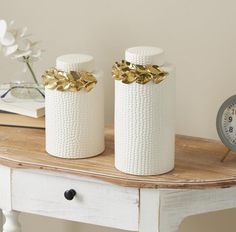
[
  {"left": 0, "top": 19, "right": 43, "bottom": 61},
  {"left": 0, "top": 20, "right": 7, "bottom": 40}
]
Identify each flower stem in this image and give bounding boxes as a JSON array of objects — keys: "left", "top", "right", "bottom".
[{"left": 23, "top": 56, "right": 39, "bottom": 86}]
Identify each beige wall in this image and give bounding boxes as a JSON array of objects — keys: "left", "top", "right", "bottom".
[{"left": 1, "top": 0, "right": 236, "bottom": 231}]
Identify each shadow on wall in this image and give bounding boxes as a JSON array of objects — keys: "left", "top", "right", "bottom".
[
  {"left": 179, "top": 208, "right": 236, "bottom": 232},
  {"left": 20, "top": 213, "right": 77, "bottom": 232}
]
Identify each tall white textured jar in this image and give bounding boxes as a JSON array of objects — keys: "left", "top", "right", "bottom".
[
  {"left": 45, "top": 54, "right": 104, "bottom": 159},
  {"left": 114, "top": 46, "right": 175, "bottom": 175}
]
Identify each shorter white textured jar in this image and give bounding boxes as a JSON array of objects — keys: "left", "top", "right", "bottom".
[
  {"left": 115, "top": 46, "right": 175, "bottom": 175},
  {"left": 45, "top": 54, "right": 104, "bottom": 159}
]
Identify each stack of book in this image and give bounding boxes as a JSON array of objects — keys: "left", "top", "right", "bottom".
[
  {"left": 0, "top": 111, "right": 45, "bottom": 128},
  {"left": 0, "top": 84, "right": 45, "bottom": 129}
]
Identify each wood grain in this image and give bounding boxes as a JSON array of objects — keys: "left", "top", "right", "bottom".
[{"left": 0, "top": 125, "right": 236, "bottom": 189}]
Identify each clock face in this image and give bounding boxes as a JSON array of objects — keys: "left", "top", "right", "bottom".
[
  {"left": 222, "top": 104, "right": 236, "bottom": 144},
  {"left": 217, "top": 95, "right": 236, "bottom": 151}
]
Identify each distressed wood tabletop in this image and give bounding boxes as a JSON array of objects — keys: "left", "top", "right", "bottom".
[{"left": 0, "top": 125, "right": 236, "bottom": 189}]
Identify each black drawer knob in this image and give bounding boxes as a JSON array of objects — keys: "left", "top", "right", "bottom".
[{"left": 64, "top": 189, "right": 76, "bottom": 200}]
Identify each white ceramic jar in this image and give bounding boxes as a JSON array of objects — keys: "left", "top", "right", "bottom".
[
  {"left": 115, "top": 46, "right": 175, "bottom": 175},
  {"left": 45, "top": 54, "right": 104, "bottom": 159}
]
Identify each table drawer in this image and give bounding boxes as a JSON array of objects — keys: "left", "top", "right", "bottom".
[{"left": 11, "top": 169, "right": 139, "bottom": 231}]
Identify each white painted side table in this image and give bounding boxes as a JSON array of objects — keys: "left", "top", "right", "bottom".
[{"left": 0, "top": 126, "right": 236, "bottom": 232}]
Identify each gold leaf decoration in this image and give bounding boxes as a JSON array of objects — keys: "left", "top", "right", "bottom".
[
  {"left": 112, "top": 60, "right": 168, "bottom": 85},
  {"left": 42, "top": 68, "right": 97, "bottom": 92}
]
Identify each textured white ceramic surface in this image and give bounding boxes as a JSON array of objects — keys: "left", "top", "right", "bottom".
[
  {"left": 125, "top": 46, "right": 165, "bottom": 66},
  {"left": 115, "top": 47, "right": 175, "bottom": 175},
  {"left": 56, "top": 54, "right": 95, "bottom": 72},
  {"left": 45, "top": 54, "right": 104, "bottom": 159}
]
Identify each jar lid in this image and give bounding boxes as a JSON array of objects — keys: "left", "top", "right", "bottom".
[
  {"left": 125, "top": 46, "right": 165, "bottom": 66},
  {"left": 56, "top": 54, "right": 94, "bottom": 72}
]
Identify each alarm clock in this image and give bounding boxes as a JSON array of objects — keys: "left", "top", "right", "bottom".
[{"left": 216, "top": 95, "right": 236, "bottom": 157}]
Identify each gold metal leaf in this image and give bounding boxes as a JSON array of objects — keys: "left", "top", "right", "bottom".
[
  {"left": 46, "top": 80, "right": 58, "bottom": 89},
  {"left": 112, "top": 66, "right": 120, "bottom": 79},
  {"left": 112, "top": 60, "right": 169, "bottom": 85},
  {"left": 153, "top": 75, "right": 166, "bottom": 84},
  {"left": 80, "top": 72, "right": 96, "bottom": 83},
  {"left": 85, "top": 82, "right": 96, "bottom": 92},
  {"left": 70, "top": 87, "right": 78, "bottom": 92},
  {"left": 42, "top": 68, "right": 97, "bottom": 92},
  {"left": 146, "top": 65, "right": 160, "bottom": 75},
  {"left": 71, "top": 71, "right": 81, "bottom": 80},
  {"left": 122, "top": 71, "right": 137, "bottom": 84},
  {"left": 136, "top": 74, "right": 152, "bottom": 84},
  {"left": 56, "top": 85, "right": 65, "bottom": 91}
]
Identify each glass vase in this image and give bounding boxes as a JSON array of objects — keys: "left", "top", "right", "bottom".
[{"left": 10, "top": 61, "right": 44, "bottom": 100}]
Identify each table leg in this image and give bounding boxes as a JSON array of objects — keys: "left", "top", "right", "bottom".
[
  {"left": 2, "top": 211, "right": 21, "bottom": 232},
  {"left": 139, "top": 189, "right": 161, "bottom": 232},
  {"left": 139, "top": 189, "right": 181, "bottom": 232}
]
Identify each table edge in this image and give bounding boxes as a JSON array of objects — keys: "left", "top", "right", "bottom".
[{"left": 0, "top": 156, "right": 236, "bottom": 189}]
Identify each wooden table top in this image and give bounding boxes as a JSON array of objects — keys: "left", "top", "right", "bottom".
[{"left": 1, "top": 125, "right": 236, "bottom": 189}]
